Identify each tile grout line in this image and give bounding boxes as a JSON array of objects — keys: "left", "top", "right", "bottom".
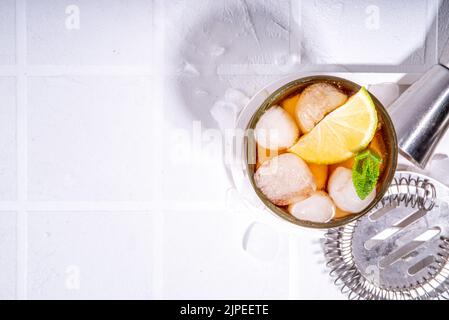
[
  {"left": 150, "top": 0, "right": 165, "bottom": 299},
  {"left": 6, "top": 65, "right": 157, "bottom": 76},
  {"left": 288, "top": 0, "right": 301, "bottom": 63},
  {"left": 15, "top": 0, "right": 28, "bottom": 300},
  {"left": 1, "top": 201, "right": 225, "bottom": 212},
  {"left": 287, "top": 1, "right": 301, "bottom": 300}
]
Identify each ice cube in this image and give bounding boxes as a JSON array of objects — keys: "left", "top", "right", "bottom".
[
  {"left": 224, "top": 88, "right": 250, "bottom": 110},
  {"left": 210, "top": 100, "right": 239, "bottom": 130},
  {"left": 210, "top": 88, "right": 249, "bottom": 130}
]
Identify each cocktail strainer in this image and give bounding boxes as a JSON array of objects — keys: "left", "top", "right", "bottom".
[{"left": 324, "top": 171, "right": 449, "bottom": 300}]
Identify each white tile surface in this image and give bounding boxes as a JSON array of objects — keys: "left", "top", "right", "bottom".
[
  {"left": 161, "top": 120, "right": 231, "bottom": 210},
  {"left": 163, "top": 0, "right": 291, "bottom": 70},
  {"left": 0, "top": 77, "right": 17, "bottom": 201},
  {"left": 301, "top": 0, "right": 435, "bottom": 67},
  {"left": 27, "top": 76, "right": 156, "bottom": 201},
  {"left": 26, "top": 0, "right": 154, "bottom": 65},
  {"left": 162, "top": 210, "right": 290, "bottom": 299},
  {"left": 0, "top": 212, "right": 17, "bottom": 299},
  {"left": 0, "top": 0, "right": 15, "bottom": 65},
  {"left": 27, "top": 212, "right": 153, "bottom": 299},
  {"left": 0, "top": 0, "right": 446, "bottom": 300},
  {"left": 292, "top": 234, "right": 346, "bottom": 300}
]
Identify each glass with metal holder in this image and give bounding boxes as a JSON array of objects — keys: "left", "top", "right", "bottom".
[{"left": 231, "top": 75, "right": 398, "bottom": 229}]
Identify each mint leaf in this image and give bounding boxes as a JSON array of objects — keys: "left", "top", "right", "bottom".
[{"left": 352, "top": 149, "right": 382, "bottom": 200}]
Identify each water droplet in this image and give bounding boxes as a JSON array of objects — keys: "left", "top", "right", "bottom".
[
  {"left": 181, "top": 61, "right": 200, "bottom": 77},
  {"left": 194, "top": 89, "right": 209, "bottom": 96},
  {"left": 210, "top": 45, "right": 226, "bottom": 57}
]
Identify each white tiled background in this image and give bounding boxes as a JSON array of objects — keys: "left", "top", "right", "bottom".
[{"left": 0, "top": 0, "right": 448, "bottom": 300}]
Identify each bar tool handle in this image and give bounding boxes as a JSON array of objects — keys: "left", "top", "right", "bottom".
[{"left": 389, "top": 64, "right": 449, "bottom": 168}]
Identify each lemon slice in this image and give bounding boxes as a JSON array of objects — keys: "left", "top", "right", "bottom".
[{"left": 288, "top": 87, "right": 378, "bottom": 164}]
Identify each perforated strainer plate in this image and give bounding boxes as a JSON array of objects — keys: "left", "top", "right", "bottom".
[{"left": 324, "top": 171, "right": 449, "bottom": 300}]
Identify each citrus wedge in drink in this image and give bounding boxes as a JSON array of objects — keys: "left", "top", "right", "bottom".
[{"left": 288, "top": 87, "right": 378, "bottom": 164}]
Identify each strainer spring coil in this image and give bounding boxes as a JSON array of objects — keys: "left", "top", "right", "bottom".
[
  {"left": 384, "top": 174, "right": 436, "bottom": 210},
  {"left": 324, "top": 174, "right": 448, "bottom": 300}
]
